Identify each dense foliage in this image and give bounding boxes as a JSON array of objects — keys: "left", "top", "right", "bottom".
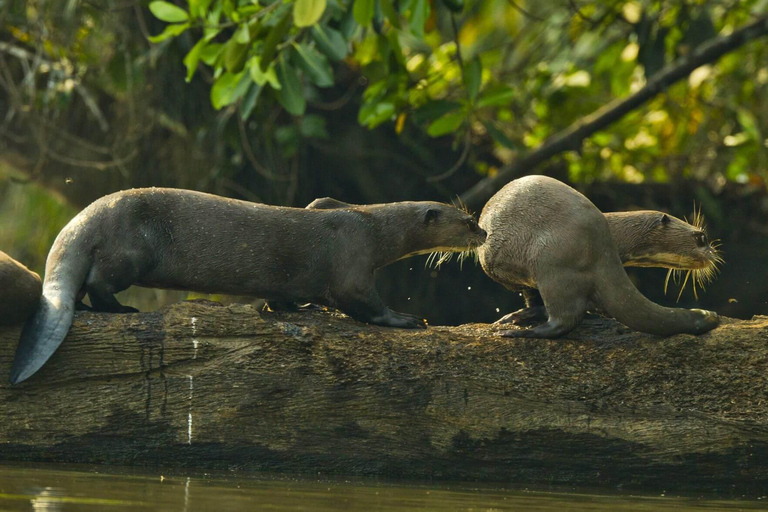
[{"left": 145, "top": 0, "right": 767, "bottom": 186}]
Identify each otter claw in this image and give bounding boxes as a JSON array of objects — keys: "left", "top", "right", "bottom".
[{"left": 494, "top": 306, "right": 547, "bottom": 325}]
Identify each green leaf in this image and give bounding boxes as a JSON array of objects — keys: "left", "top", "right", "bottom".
[
  {"left": 149, "top": 1, "right": 189, "bottom": 22},
  {"left": 293, "top": 43, "right": 334, "bottom": 87},
  {"left": 275, "top": 55, "right": 306, "bottom": 116},
  {"left": 300, "top": 114, "right": 330, "bottom": 139},
  {"left": 147, "top": 22, "right": 189, "bottom": 43},
  {"left": 200, "top": 43, "right": 223, "bottom": 65},
  {"left": 234, "top": 23, "right": 251, "bottom": 44},
  {"left": 312, "top": 25, "right": 348, "bottom": 61},
  {"left": 223, "top": 38, "right": 249, "bottom": 73},
  {"left": 294, "top": 0, "right": 327, "bottom": 27},
  {"left": 359, "top": 101, "right": 395, "bottom": 128},
  {"left": 260, "top": 11, "right": 292, "bottom": 71},
  {"left": 484, "top": 121, "right": 516, "bottom": 149},
  {"left": 379, "top": 0, "right": 399, "bottom": 27},
  {"left": 183, "top": 39, "right": 206, "bottom": 82},
  {"left": 476, "top": 87, "right": 513, "bottom": 108},
  {"left": 240, "top": 83, "right": 263, "bottom": 120},
  {"left": 737, "top": 107, "right": 761, "bottom": 142},
  {"left": 464, "top": 56, "right": 481, "bottom": 102},
  {"left": 353, "top": 0, "right": 375, "bottom": 26},
  {"left": 427, "top": 110, "right": 466, "bottom": 137},
  {"left": 249, "top": 56, "right": 281, "bottom": 89},
  {"left": 412, "top": 100, "right": 461, "bottom": 124},
  {"left": 210, "top": 71, "right": 249, "bottom": 110},
  {"left": 408, "top": 0, "right": 429, "bottom": 38}
]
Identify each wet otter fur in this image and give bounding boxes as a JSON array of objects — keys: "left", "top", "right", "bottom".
[
  {"left": 478, "top": 175, "right": 719, "bottom": 338},
  {"left": 11, "top": 188, "right": 486, "bottom": 384},
  {"left": 0, "top": 251, "right": 42, "bottom": 326}
]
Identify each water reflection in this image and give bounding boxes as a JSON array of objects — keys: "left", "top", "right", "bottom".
[
  {"left": 0, "top": 462, "right": 765, "bottom": 511},
  {"left": 30, "top": 487, "right": 63, "bottom": 512}
]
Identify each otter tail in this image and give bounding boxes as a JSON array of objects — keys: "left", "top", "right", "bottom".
[
  {"left": 9, "top": 253, "right": 91, "bottom": 384},
  {"left": 594, "top": 252, "right": 718, "bottom": 337}
]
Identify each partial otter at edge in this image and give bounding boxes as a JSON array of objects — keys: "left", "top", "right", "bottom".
[
  {"left": 478, "top": 175, "right": 719, "bottom": 338},
  {"left": 0, "top": 251, "right": 42, "bottom": 326},
  {"left": 11, "top": 188, "right": 487, "bottom": 384}
]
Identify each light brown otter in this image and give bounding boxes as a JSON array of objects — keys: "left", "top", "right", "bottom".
[
  {"left": 0, "top": 251, "right": 42, "bottom": 326},
  {"left": 11, "top": 188, "right": 487, "bottom": 384},
  {"left": 508, "top": 209, "right": 723, "bottom": 324},
  {"left": 478, "top": 175, "right": 719, "bottom": 338}
]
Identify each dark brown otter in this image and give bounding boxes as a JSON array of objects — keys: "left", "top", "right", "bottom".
[
  {"left": 0, "top": 251, "right": 42, "bottom": 326},
  {"left": 478, "top": 175, "right": 719, "bottom": 338},
  {"left": 509, "top": 209, "right": 722, "bottom": 324},
  {"left": 11, "top": 188, "right": 486, "bottom": 384}
]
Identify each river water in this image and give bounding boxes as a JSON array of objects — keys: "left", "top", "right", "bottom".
[{"left": 0, "top": 463, "right": 765, "bottom": 511}]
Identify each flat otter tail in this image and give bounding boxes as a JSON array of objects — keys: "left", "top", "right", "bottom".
[
  {"left": 595, "top": 254, "right": 719, "bottom": 337},
  {"left": 10, "top": 295, "right": 76, "bottom": 384},
  {"left": 9, "top": 248, "right": 90, "bottom": 384}
]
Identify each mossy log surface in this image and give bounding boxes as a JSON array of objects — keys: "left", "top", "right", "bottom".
[{"left": 1, "top": 300, "right": 767, "bottom": 492}]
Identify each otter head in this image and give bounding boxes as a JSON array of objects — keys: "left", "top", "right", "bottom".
[
  {"left": 606, "top": 209, "right": 723, "bottom": 300},
  {"left": 418, "top": 202, "right": 487, "bottom": 268}
]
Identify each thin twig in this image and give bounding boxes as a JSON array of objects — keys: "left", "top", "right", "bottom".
[
  {"left": 506, "top": 0, "right": 544, "bottom": 21},
  {"left": 427, "top": 132, "right": 472, "bottom": 182},
  {"left": 236, "top": 114, "right": 290, "bottom": 181}
]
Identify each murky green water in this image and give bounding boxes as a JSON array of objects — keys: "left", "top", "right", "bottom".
[{"left": 0, "top": 463, "right": 765, "bottom": 511}]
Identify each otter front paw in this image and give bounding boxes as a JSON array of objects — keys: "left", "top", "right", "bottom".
[{"left": 372, "top": 310, "right": 427, "bottom": 329}]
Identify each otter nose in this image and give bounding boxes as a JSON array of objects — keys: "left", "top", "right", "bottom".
[{"left": 477, "top": 227, "right": 487, "bottom": 240}]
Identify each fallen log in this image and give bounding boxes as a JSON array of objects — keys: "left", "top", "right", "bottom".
[{"left": 1, "top": 300, "right": 767, "bottom": 493}]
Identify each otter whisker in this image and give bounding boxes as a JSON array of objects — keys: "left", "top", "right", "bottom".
[
  {"left": 677, "top": 270, "right": 692, "bottom": 302},
  {"left": 664, "top": 268, "right": 673, "bottom": 295}
]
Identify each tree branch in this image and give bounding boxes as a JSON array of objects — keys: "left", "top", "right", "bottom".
[{"left": 460, "top": 15, "right": 768, "bottom": 208}]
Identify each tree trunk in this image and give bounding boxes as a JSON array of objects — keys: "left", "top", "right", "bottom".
[{"left": 1, "top": 300, "right": 767, "bottom": 493}]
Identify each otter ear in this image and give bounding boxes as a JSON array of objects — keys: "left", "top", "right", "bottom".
[
  {"left": 654, "top": 213, "right": 670, "bottom": 227},
  {"left": 424, "top": 207, "right": 441, "bottom": 224}
]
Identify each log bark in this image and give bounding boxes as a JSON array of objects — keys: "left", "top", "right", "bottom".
[{"left": 1, "top": 300, "right": 767, "bottom": 493}]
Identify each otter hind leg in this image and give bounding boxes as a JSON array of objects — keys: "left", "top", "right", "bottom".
[
  {"left": 84, "top": 264, "right": 140, "bottom": 313},
  {"left": 87, "top": 286, "right": 138, "bottom": 313},
  {"left": 499, "top": 276, "right": 590, "bottom": 339}
]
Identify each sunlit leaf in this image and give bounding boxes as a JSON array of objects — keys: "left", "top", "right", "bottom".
[
  {"left": 211, "top": 71, "right": 249, "bottom": 110},
  {"left": 149, "top": 1, "right": 189, "bottom": 22},
  {"left": 294, "top": 0, "right": 327, "bottom": 27},
  {"left": 354, "top": 0, "right": 375, "bottom": 27},
  {"left": 148, "top": 22, "right": 189, "bottom": 43},
  {"left": 183, "top": 39, "right": 206, "bottom": 82},
  {"left": 427, "top": 110, "right": 466, "bottom": 137},
  {"left": 249, "top": 56, "right": 281, "bottom": 89}
]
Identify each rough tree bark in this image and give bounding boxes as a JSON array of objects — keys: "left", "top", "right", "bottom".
[{"left": 1, "top": 300, "right": 767, "bottom": 493}]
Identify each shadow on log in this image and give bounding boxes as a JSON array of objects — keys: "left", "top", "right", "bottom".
[{"left": 1, "top": 300, "right": 767, "bottom": 493}]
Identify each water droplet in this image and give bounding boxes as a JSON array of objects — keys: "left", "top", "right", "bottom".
[
  {"left": 495, "top": 308, "right": 500, "bottom": 313},
  {"left": 467, "top": 286, "right": 472, "bottom": 290}
]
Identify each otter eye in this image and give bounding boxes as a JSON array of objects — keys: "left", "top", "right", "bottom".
[{"left": 695, "top": 232, "right": 707, "bottom": 247}]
